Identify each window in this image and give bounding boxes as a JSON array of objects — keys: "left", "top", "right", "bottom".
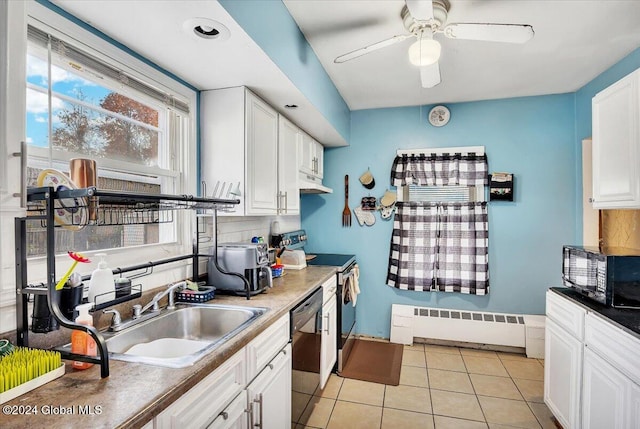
[
  {"left": 387, "top": 147, "right": 490, "bottom": 295},
  {"left": 25, "top": 23, "right": 191, "bottom": 258}
]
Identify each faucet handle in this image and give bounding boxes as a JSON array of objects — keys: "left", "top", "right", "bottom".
[
  {"left": 104, "top": 309, "right": 121, "bottom": 330},
  {"left": 132, "top": 304, "right": 142, "bottom": 318}
]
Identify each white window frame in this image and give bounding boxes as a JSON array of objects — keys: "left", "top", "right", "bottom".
[{"left": 1, "top": 1, "right": 198, "bottom": 331}]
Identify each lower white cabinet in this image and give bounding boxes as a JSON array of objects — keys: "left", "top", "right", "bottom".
[
  {"left": 545, "top": 290, "right": 640, "bottom": 429},
  {"left": 153, "top": 314, "right": 291, "bottom": 429},
  {"left": 544, "top": 317, "right": 583, "bottom": 429},
  {"left": 246, "top": 344, "right": 292, "bottom": 429},
  {"left": 207, "top": 391, "right": 248, "bottom": 429},
  {"left": 155, "top": 349, "right": 246, "bottom": 429},
  {"left": 320, "top": 294, "right": 337, "bottom": 390},
  {"left": 582, "top": 347, "right": 626, "bottom": 429}
]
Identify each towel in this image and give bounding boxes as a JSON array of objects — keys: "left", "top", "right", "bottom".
[{"left": 345, "top": 264, "right": 361, "bottom": 307}]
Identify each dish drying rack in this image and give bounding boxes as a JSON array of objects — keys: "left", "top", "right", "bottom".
[{"left": 15, "top": 186, "right": 240, "bottom": 378}]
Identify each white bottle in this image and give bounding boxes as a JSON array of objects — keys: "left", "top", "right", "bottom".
[{"left": 88, "top": 253, "right": 115, "bottom": 305}]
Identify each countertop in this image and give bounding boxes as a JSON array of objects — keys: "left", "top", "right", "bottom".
[
  {"left": 2, "top": 266, "right": 337, "bottom": 429},
  {"left": 550, "top": 287, "right": 640, "bottom": 339}
]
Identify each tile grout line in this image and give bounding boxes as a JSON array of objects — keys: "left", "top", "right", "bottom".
[
  {"left": 424, "top": 347, "right": 436, "bottom": 428},
  {"left": 461, "top": 352, "right": 490, "bottom": 425}
]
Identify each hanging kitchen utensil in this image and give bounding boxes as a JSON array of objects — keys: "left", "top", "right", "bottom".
[
  {"left": 361, "top": 196, "right": 377, "bottom": 211},
  {"left": 342, "top": 175, "right": 352, "bottom": 227},
  {"left": 359, "top": 168, "right": 375, "bottom": 189},
  {"left": 354, "top": 206, "right": 376, "bottom": 226}
]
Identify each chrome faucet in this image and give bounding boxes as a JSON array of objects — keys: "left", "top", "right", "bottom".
[
  {"left": 106, "top": 281, "right": 186, "bottom": 332},
  {"left": 133, "top": 281, "right": 186, "bottom": 318}
]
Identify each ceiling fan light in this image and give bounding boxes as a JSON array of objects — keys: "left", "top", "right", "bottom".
[{"left": 408, "top": 39, "right": 441, "bottom": 66}]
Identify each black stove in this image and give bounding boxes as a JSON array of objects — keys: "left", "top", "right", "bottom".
[{"left": 307, "top": 253, "right": 356, "bottom": 272}]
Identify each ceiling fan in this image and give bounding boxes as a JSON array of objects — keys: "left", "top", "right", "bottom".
[{"left": 334, "top": 0, "right": 534, "bottom": 88}]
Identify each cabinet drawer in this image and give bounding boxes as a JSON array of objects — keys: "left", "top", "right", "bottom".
[
  {"left": 206, "top": 391, "right": 248, "bottom": 429},
  {"left": 585, "top": 312, "right": 640, "bottom": 386},
  {"left": 322, "top": 276, "right": 337, "bottom": 304},
  {"left": 246, "top": 314, "right": 290, "bottom": 381},
  {"left": 546, "top": 290, "right": 586, "bottom": 340},
  {"left": 155, "top": 349, "right": 246, "bottom": 429}
]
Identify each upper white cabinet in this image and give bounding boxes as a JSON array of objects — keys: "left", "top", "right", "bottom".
[
  {"left": 200, "top": 87, "right": 299, "bottom": 216},
  {"left": 299, "top": 132, "right": 324, "bottom": 179},
  {"left": 592, "top": 68, "right": 640, "bottom": 208},
  {"left": 278, "top": 117, "right": 301, "bottom": 215}
]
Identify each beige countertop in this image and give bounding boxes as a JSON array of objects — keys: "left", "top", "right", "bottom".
[{"left": 2, "top": 266, "right": 336, "bottom": 429}]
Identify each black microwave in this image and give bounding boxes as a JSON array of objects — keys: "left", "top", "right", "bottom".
[{"left": 562, "top": 245, "right": 640, "bottom": 308}]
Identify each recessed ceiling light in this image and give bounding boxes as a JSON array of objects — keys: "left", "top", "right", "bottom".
[
  {"left": 183, "top": 18, "right": 230, "bottom": 41},
  {"left": 285, "top": 104, "right": 299, "bottom": 109}
]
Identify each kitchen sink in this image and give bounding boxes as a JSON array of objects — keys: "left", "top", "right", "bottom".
[{"left": 101, "top": 303, "right": 266, "bottom": 368}]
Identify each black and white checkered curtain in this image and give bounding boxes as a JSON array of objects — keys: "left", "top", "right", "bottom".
[
  {"left": 387, "top": 201, "right": 489, "bottom": 295},
  {"left": 390, "top": 153, "right": 488, "bottom": 187}
]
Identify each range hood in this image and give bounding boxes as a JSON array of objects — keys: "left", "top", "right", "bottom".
[{"left": 299, "top": 174, "right": 333, "bottom": 194}]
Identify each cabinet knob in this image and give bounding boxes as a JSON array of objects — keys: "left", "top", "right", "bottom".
[{"left": 219, "top": 411, "right": 228, "bottom": 420}]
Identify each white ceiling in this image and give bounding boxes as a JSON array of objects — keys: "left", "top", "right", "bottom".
[
  {"left": 284, "top": 0, "right": 640, "bottom": 110},
  {"left": 48, "top": 0, "right": 640, "bottom": 140},
  {"left": 50, "top": 0, "right": 348, "bottom": 146}
]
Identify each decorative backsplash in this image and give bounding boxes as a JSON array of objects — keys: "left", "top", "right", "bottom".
[{"left": 601, "top": 210, "right": 640, "bottom": 249}]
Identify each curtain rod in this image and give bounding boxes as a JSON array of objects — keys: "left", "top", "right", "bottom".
[{"left": 396, "top": 146, "right": 485, "bottom": 156}]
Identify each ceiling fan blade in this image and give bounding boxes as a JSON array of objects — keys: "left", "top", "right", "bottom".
[
  {"left": 420, "top": 62, "right": 440, "bottom": 88},
  {"left": 405, "top": 0, "right": 434, "bottom": 21},
  {"left": 334, "top": 34, "right": 411, "bottom": 63},
  {"left": 443, "top": 23, "right": 534, "bottom": 44}
]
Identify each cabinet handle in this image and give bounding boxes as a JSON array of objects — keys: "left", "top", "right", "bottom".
[
  {"left": 219, "top": 411, "right": 228, "bottom": 420},
  {"left": 253, "top": 393, "right": 263, "bottom": 428},
  {"left": 284, "top": 191, "right": 288, "bottom": 213},
  {"left": 268, "top": 363, "right": 274, "bottom": 370},
  {"left": 324, "top": 312, "right": 330, "bottom": 335},
  {"left": 12, "top": 141, "right": 27, "bottom": 208}
]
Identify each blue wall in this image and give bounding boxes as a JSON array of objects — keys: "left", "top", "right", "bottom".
[
  {"left": 219, "top": 0, "right": 351, "bottom": 143},
  {"left": 301, "top": 94, "right": 577, "bottom": 338}
]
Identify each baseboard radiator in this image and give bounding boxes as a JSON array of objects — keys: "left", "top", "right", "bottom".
[{"left": 390, "top": 304, "right": 527, "bottom": 348}]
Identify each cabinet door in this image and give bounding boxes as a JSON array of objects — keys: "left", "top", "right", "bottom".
[
  {"left": 582, "top": 347, "right": 626, "bottom": 429},
  {"left": 247, "top": 344, "right": 292, "bottom": 429},
  {"left": 299, "top": 133, "right": 315, "bottom": 176},
  {"left": 207, "top": 391, "right": 248, "bottom": 429},
  {"left": 314, "top": 140, "right": 324, "bottom": 179},
  {"left": 320, "top": 294, "right": 337, "bottom": 390},
  {"left": 629, "top": 381, "right": 640, "bottom": 429},
  {"left": 544, "top": 318, "right": 583, "bottom": 429},
  {"left": 246, "top": 91, "right": 279, "bottom": 215},
  {"left": 278, "top": 116, "right": 300, "bottom": 215},
  {"left": 592, "top": 69, "right": 640, "bottom": 208}
]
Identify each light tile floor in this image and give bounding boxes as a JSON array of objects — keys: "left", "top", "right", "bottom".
[{"left": 293, "top": 342, "right": 556, "bottom": 429}]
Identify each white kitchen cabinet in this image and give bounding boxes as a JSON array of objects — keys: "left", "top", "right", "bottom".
[
  {"left": 200, "top": 87, "right": 299, "bottom": 215},
  {"left": 545, "top": 317, "right": 583, "bottom": 429},
  {"left": 278, "top": 116, "right": 301, "bottom": 215},
  {"left": 592, "top": 68, "right": 640, "bottom": 208},
  {"left": 155, "top": 348, "right": 246, "bottom": 429},
  {"left": 299, "top": 132, "right": 324, "bottom": 179},
  {"left": 246, "top": 344, "right": 292, "bottom": 429},
  {"left": 544, "top": 290, "right": 586, "bottom": 429},
  {"left": 320, "top": 276, "right": 337, "bottom": 390},
  {"left": 246, "top": 313, "right": 290, "bottom": 381},
  {"left": 246, "top": 91, "right": 279, "bottom": 214},
  {"left": 582, "top": 347, "right": 626, "bottom": 429}
]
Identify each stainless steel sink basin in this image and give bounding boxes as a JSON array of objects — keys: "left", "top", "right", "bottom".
[{"left": 102, "top": 303, "right": 266, "bottom": 368}]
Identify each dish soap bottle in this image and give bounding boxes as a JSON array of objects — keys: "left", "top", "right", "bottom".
[
  {"left": 71, "top": 303, "right": 96, "bottom": 370},
  {"left": 88, "top": 253, "right": 115, "bottom": 305}
]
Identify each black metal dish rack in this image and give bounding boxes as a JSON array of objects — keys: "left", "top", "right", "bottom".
[{"left": 14, "top": 186, "right": 239, "bottom": 378}]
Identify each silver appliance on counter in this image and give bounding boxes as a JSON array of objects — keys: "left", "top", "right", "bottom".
[
  {"left": 208, "top": 243, "right": 272, "bottom": 296},
  {"left": 271, "top": 229, "right": 357, "bottom": 373}
]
